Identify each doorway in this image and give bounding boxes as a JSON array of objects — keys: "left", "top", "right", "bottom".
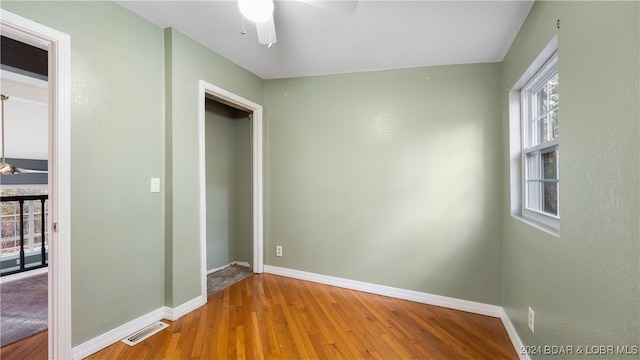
[
  {"left": 198, "top": 80, "right": 263, "bottom": 303},
  {"left": 204, "top": 100, "right": 252, "bottom": 271},
  {"left": 204, "top": 100, "right": 253, "bottom": 295},
  {"left": 0, "top": 9, "right": 72, "bottom": 359},
  {"left": 0, "top": 41, "right": 49, "bottom": 348}
]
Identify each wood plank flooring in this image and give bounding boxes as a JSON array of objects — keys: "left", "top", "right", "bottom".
[
  {"left": 1, "top": 273, "right": 518, "bottom": 359},
  {"left": 0, "top": 330, "right": 47, "bottom": 360}
]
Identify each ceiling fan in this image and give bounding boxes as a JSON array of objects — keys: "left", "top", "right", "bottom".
[{"left": 238, "top": 0, "right": 359, "bottom": 47}]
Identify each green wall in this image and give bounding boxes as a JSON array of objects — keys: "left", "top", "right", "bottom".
[
  {"left": 1, "top": 1, "right": 166, "bottom": 346},
  {"left": 501, "top": 1, "right": 639, "bottom": 354},
  {"left": 1, "top": 0, "right": 263, "bottom": 346},
  {"left": 4, "top": 0, "right": 637, "bottom": 354},
  {"left": 263, "top": 63, "right": 504, "bottom": 304},
  {"left": 164, "top": 28, "right": 262, "bottom": 307},
  {"left": 205, "top": 100, "right": 252, "bottom": 270},
  {"left": 234, "top": 112, "right": 253, "bottom": 265}
]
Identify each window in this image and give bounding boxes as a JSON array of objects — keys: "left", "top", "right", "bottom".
[{"left": 521, "top": 53, "right": 559, "bottom": 228}]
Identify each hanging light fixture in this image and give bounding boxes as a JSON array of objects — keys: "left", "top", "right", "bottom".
[
  {"left": 238, "top": 0, "right": 274, "bottom": 23},
  {"left": 1, "top": 94, "right": 20, "bottom": 175}
]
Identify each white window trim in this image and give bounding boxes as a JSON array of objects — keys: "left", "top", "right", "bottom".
[{"left": 508, "top": 35, "right": 560, "bottom": 236}]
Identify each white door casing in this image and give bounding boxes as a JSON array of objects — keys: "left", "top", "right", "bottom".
[
  {"left": 198, "top": 80, "right": 264, "bottom": 304},
  {"left": 0, "top": 9, "right": 72, "bottom": 359}
]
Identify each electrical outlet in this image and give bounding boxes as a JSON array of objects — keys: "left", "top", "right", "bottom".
[
  {"left": 276, "top": 246, "right": 283, "bottom": 257},
  {"left": 528, "top": 307, "right": 535, "bottom": 333}
]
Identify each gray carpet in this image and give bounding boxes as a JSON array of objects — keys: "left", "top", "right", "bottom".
[
  {"left": 207, "top": 264, "right": 253, "bottom": 297},
  {"left": 0, "top": 273, "right": 48, "bottom": 347}
]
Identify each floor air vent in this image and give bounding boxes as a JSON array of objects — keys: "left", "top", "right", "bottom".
[{"left": 121, "top": 321, "right": 169, "bottom": 346}]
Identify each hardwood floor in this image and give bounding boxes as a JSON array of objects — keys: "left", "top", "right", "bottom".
[
  {"left": 1, "top": 274, "right": 518, "bottom": 359},
  {"left": 0, "top": 330, "right": 47, "bottom": 360}
]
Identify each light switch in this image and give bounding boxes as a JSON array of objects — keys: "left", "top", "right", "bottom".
[{"left": 150, "top": 178, "right": 160, "bottom": 193}]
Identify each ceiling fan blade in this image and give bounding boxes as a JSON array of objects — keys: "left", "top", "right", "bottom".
[
  {"left": 0, "top": 162, "right": 48, "bottom": 175},
  {"left": 18, "top": 168, "right": 48, "bottom": 174},
  {"left": 297, "top": 0, "right": 358, "bottom": 16},
  {"left": 256, "top": 17, "right": 277, "bottom": 46}
]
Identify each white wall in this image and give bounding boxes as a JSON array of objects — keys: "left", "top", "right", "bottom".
[{"left": 0, "top": 70, "right": 48, "bottom": 160}]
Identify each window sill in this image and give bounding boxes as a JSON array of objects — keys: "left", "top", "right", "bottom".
[{"left": 511, "top": 214, "right": 560, "bottom": 238}]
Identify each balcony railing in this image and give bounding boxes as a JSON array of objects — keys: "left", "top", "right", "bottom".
[{"left": 1, "top": 194, "right": 48, "bottom": 276}]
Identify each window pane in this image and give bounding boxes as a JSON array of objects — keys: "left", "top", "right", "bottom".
[
  {"left": 551, "top": 108, "right": 559, "bottom": 140},
  {"left": 529, "top": 72, "right": 559, "bottom": 147},
  {"left": 526, "top": 181, "right": 541, "bottom": 211},
  {"left": 542, "top": 110, "right": 559, "bottom": 143},
  {"left": 534, "top": 85, "right": 548, "bottom": 115},
  {"left": 533, "top": 74, "right": 558, "bottom": 115},
  {"left": 526, "top": 152, "right": 540, "bottom": 180},
  {"left": 542, "top": 150, "right": 557, "bottom": 180},
  {"left": 542, "top": 114, "right": 551, "bottom": 143},
  {"left": 548, "top": 73, "right": 559, "bottom": 109},
  {"left": 526, "top": 148, "right": 558, "bottom": 215},
  {"left": 543, "top": 182, "right": 558, "bottom": 215},
  {"left": 536, "top": 116, "right": 544, "bottom": 145}
]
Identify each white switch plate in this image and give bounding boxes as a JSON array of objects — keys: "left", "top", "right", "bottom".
[{"left": 150, "top": 178, "right": 160, "bottom": 193}]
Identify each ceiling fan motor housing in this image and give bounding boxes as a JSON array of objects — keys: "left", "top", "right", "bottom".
[{"left": 238, "top": 0, "right": 274, "bottom": 23}]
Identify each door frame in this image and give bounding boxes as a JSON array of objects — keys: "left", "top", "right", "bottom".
[
  {"left": 198, "top": 80, "right": 264, "bottom": 302},
  {"left": 0, "top": 9, "right": 72, "bottom": 359}
]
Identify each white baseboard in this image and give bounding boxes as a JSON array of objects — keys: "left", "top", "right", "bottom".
[
  {"left": 71, "top": 308, "right": 164, "bottom": 360},
  {"left": 263, "top": 265, "right": 527, "bottom": 356},
  {"left": 500, "top": 308, "right": 530, "bottom": 360},
  {"left": 72, "top": 266, "right": 525, "bottom": 360},
  {"left": 207, "top": 261, "right": 252, "bottom": 275},
  {"left": 263, "top": 265, "right": 503, "bottom": 317},
  {"left": 207, "top": 263, "right": 232, "bottom": 275},
  {"left": 72, "top": 295, "right": 206, "bottom": 359},
  {"left": 163, "top": 295, "right": 205, "bottom": 321}
]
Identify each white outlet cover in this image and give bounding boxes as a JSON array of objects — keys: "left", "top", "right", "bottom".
[{"left": 528, "top": 307, "right": 535, "bottom": 333}]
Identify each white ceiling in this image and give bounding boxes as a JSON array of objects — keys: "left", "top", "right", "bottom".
[
  {"left": 0, "top": 70, "right": 48, "bottom": 160},
  {"left": 117, "top": 0, "right": 534, "bottom": 80}
]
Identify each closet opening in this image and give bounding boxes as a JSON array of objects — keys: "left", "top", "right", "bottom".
[
  {"left": 204, "top": 99, "right": 253, "bottom": 294},
  {"left": 198, "top": 81, "right": 263, "bottom": 302}
]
